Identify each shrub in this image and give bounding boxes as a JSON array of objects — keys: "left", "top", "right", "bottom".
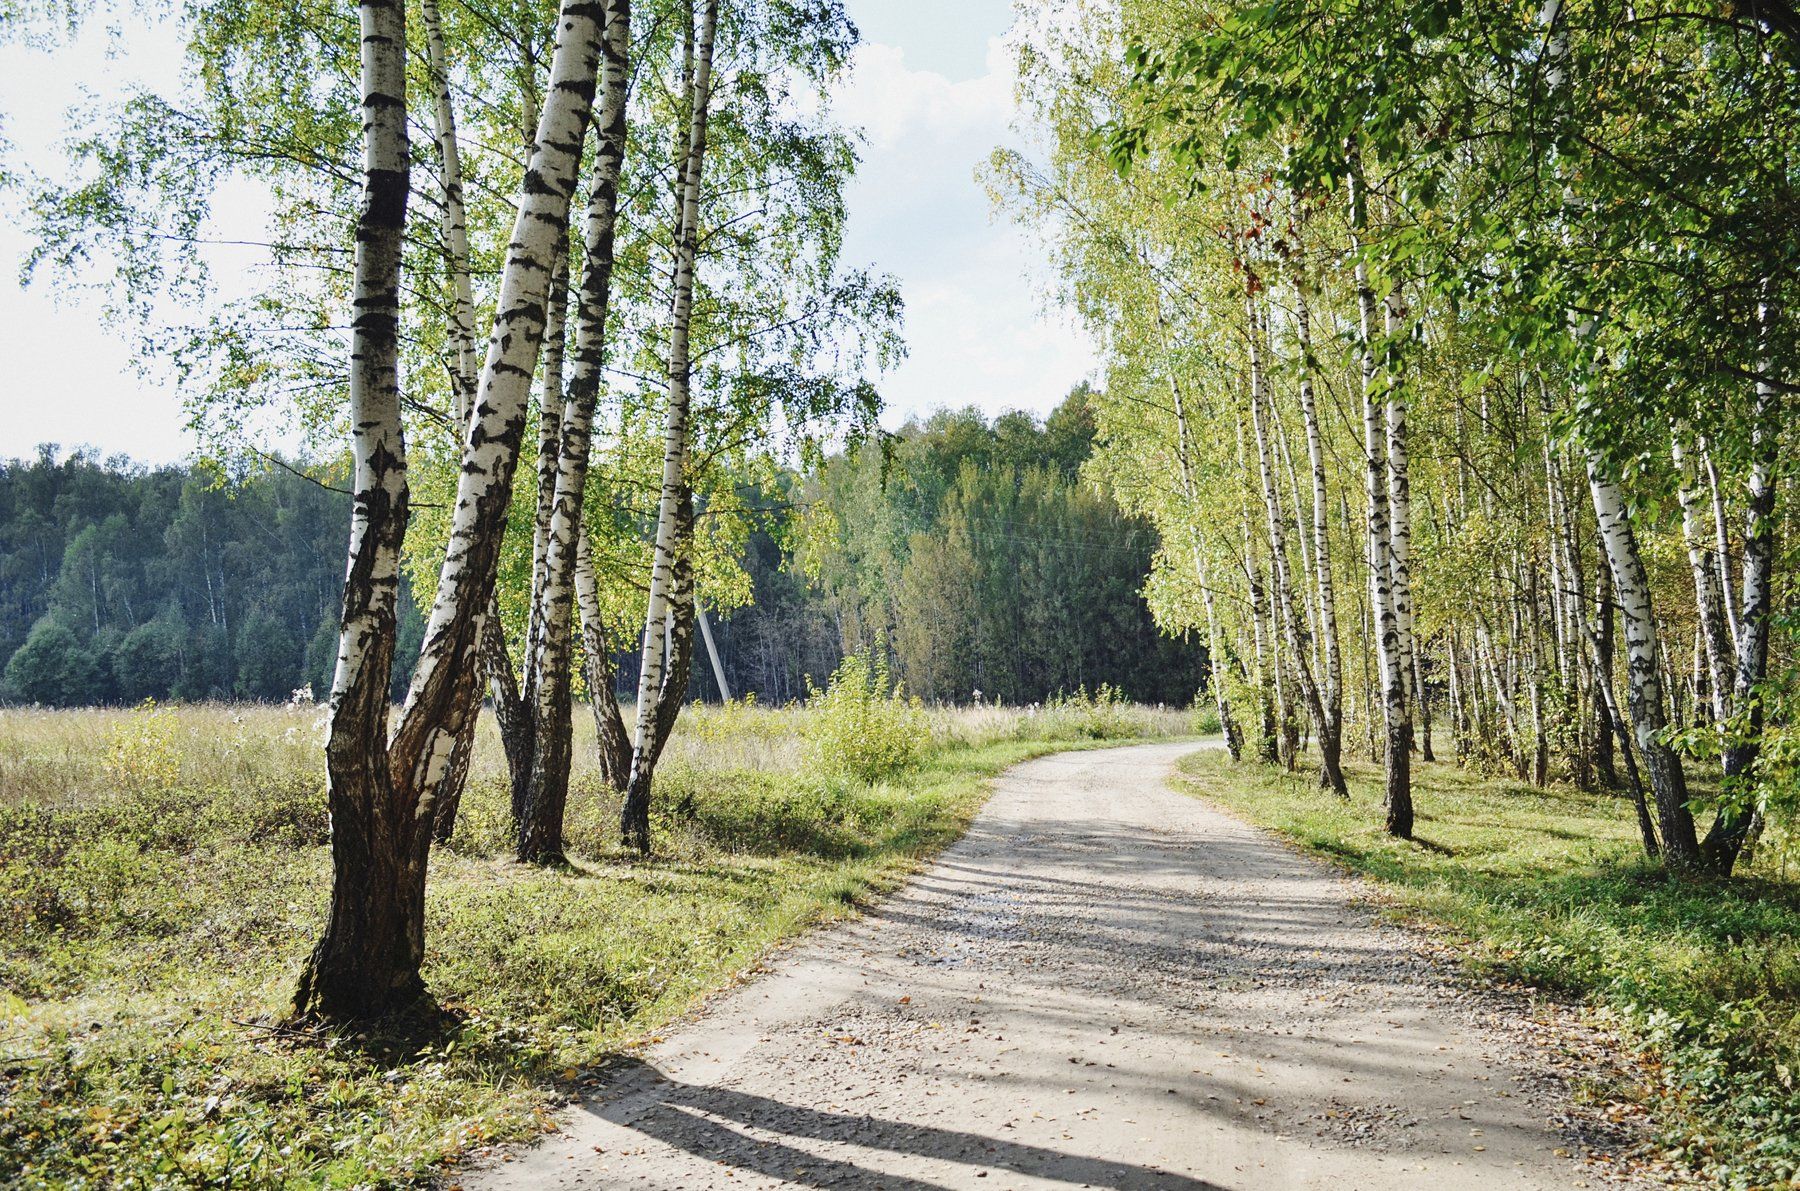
[
  {"left": 1041, "top": 684, "right": 1137, "bottom": 740},
  {"left": 1190, "top": 690, "right": 1223, "bottom": 736},
  {"left": 102, "top": 698, "right": 182, "bottom": 797},
  {"left": 806, "top": 649, "right": 929, "bottom": 783}
]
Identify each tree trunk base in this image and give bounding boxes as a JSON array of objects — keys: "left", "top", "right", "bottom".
[{"left": 1384, "top": 721, "right": 1413, "bottom": 838}]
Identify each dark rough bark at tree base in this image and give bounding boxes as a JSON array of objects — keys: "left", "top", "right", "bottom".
[
  {"left": 484, "top": 602, "right": 534, "bottom": 824},
  {"left": 1385, "top": 721, "right": 1413, "bottom": 839},
  {"left": 519, "top": 710, "right": 574, "bottom": 864},
  {"left": 292, "top": 827, "right": 428, "bottom": 1021},
  {"left": 1318, "top": 742, "right": 1349, "bottom": 801},
  {"left": 592, "top": 694, "right": 632, "bottom": 792}
]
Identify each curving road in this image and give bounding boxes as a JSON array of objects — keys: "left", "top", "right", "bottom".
[{"left": 466, "top": 741, "right": 1633, "bottom": 1190}]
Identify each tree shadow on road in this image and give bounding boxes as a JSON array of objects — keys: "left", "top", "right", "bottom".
[{"left": 577, "top": 1056, "right": 1227, "bottom": 1189}]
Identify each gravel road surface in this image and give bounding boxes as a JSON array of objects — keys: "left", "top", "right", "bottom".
[{"left": 465, "top": 741, "right": 1634, "bottom": 1190}]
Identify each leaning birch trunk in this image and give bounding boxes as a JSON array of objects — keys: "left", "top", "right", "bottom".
[
  {"left": 419, "top": 2, "right": 536, "bottom": 842},
  {"left": 419, "top": 0, "right": 489, "bottom": 844},
  {"left": 524, "top": 245, "right": 572, "bottom": 709},
  {"left": 574, "top": 521, "right": 632, "bottom": 790},
  {"left": 1672, "top": 430, "right": 1735, "bottom": 725},
  {"left": 1351, "top": 168, "right": 1412, "bottom": 837},
  {"left": 435, "top": 53, "right": 560, "bottom": 836},
  {"left": 518, "top": 0, "right": 633, "bottom": 864},
  {"left": 621, "top": 0, "right": 717, "bottom": 853},
  {"left": 1383, "top": 284, "right": 1421, "bottom": 751},
  {"left": 1292, "top": 276, "right": 1347, "bottom": 794},
  {"left": 293, "top": 0, "right": 414, "bottom": 1021},
  {"left": 1587, "top": 452, "right": 1701, "bottom": 868},
  {"left": 1701, "top": 318, "right": 1781, "bottom": 874},
  {"left": 1247, "top": 293, "right": 1343, "bottom": 796},
  {"left": 1155, "top": 300, "right": 1241, "bottom": 759},
  {"left": 385, "top": 0, "right": 607, "bottom": 837}
]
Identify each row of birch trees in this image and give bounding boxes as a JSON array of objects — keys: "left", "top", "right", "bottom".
[
  {"left": 24, "top": 0, "right": 892, "bottom": 1020},
  {"left": 999, "top": 0, "right": 1796, "bottom": 874}
]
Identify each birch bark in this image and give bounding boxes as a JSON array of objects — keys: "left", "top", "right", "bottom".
[
  {"left": 574, "top": 521, "right": 632, "bottom": 790},
  {"left": 1672, "top": 431, "right": 1735, "bottom": 725},
  {"left": 1292, "top": 276, "right": 1347, "bottom": 793},
  {"left": 386, "top": 0, "right": 608, "bottom": 834},
  {"left": 422, "top": 0, "right": 478, "bottom": 423},
  {"left": 519, "top": 0, "right": 633, "bottom": 864},
  {"left": 418, "top": 0, "right": 491, "bottom": 843},
  {"left": 1247, "top": 294, "right": 1344, "bottom": 795},
  {"left": 1155, "top": 302, "right": 1240, "bottom": 758},
  {"left": 293, "top": 0, "right": 415, "bottom": 1020},
  {"left": 621, "top": 0, "right": 718, "bottom": 852},
  {"left": 1701, "top": 315, "right": 1781, "bottom": 873},
  {"left": 1588, "top": 454, "right": 1702, "bottom": 868},
  {"left": 1575, "top": 567, "right": 1661, "bottom": 856},
  {"left": 1351, "top": 168, "right": 1412, "bottom": 836}
]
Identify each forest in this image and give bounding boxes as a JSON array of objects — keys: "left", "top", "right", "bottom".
[
  {"left": 989, "top": 0, "right": 1799, "bottom": 877},
  {"left": 0, "top": 393, "right": 1203, "bottom": 709},
  {"left": 3, "top": 0, "right": 1799, "bottom": 1187}
]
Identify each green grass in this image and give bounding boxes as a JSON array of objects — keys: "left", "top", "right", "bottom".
[
  {"left": 0, "top": 700, "right": 1185, "bottom": 1189},
  {"left": 1175, "top": 748, "right": 1800, "bottom": 1190}
]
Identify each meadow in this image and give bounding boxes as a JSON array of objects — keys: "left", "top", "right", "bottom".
[{"left": 0, "top": 695, "right": 1189, "bottom": 1189}]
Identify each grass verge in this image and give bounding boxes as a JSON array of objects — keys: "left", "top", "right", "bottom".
[
  {"left": 0, "top": 701, "right": 1183, "bottom": 1189},
  {"left": 1174, "top": 748, "right": 1800, "bottom": 1190}
]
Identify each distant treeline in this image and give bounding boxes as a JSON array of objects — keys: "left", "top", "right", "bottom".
[
  {"left": 2, "top": 395, "right": 1205, "bottom": 708},
  {"left": 0, "top": 448, "right": 423, "bottom": 706}
]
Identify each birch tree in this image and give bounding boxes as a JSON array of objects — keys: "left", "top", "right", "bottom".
[
  {"left": 620, "top": 0, "right": 718, "bottom": 854},
  {"left": 290, "top": 0, "right": 415, "bottom": 1020},
  {"left": 517, "top": 0, "right": 632, "bottom": 866}
]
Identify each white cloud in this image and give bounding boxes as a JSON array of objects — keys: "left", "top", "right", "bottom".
[{"left": 833, "top": 34, "right": 1098, "bottom": 427}]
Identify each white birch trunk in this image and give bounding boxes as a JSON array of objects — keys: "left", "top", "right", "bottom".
[
  {"left": 622, "top": 0, "right": 718, "bottom": 852},
  {"left": 388, "top": 0, "right": 609, "bottom": 823},
  {"left": 1704, "top": 445, "right": 1741, "bottom": 647},
  {"left": 421, "top": 0, "right": 478, "bottom": 425},
  {"left": 1155, "top": 301, "right": 1241, "bottom": 759},
  {"left": 1247, "top": 293, "right": 1343, "bottom": 795},
  {"left": 295, "top": 0, "right": 417, "bottom": 1022},
  {"left": 1351, "top": 167, "right": 1412, "bottom": 836},
  {"left": 1672, "top": 430, "right": 1735, "bottom": 726},
  {"left": 1587, "top": 452, "right": 1701, "bottom": 867},
  {"left": 1702, "top": 300, "right": 1781, "bottom": 872},
  {"left": 524, "top": 244, "right": 571, "bottom": 706},
  {"left": 1383, "top": 286, "right": 1419, "bottom": 720},
  {"left": 520, "top": 0, "right": 634, "bottom": 864},
  {"left": 1293, "top": 275, "right": 1346, "bottom": 784}
]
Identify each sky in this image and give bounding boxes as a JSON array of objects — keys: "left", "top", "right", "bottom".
[{"left": 0, "top": 1, "right": 1097, "bottom": 466}]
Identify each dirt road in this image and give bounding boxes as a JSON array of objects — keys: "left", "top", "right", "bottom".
[{"left": 467, "top": 741, "right": 1631, "bottom": 1189}]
